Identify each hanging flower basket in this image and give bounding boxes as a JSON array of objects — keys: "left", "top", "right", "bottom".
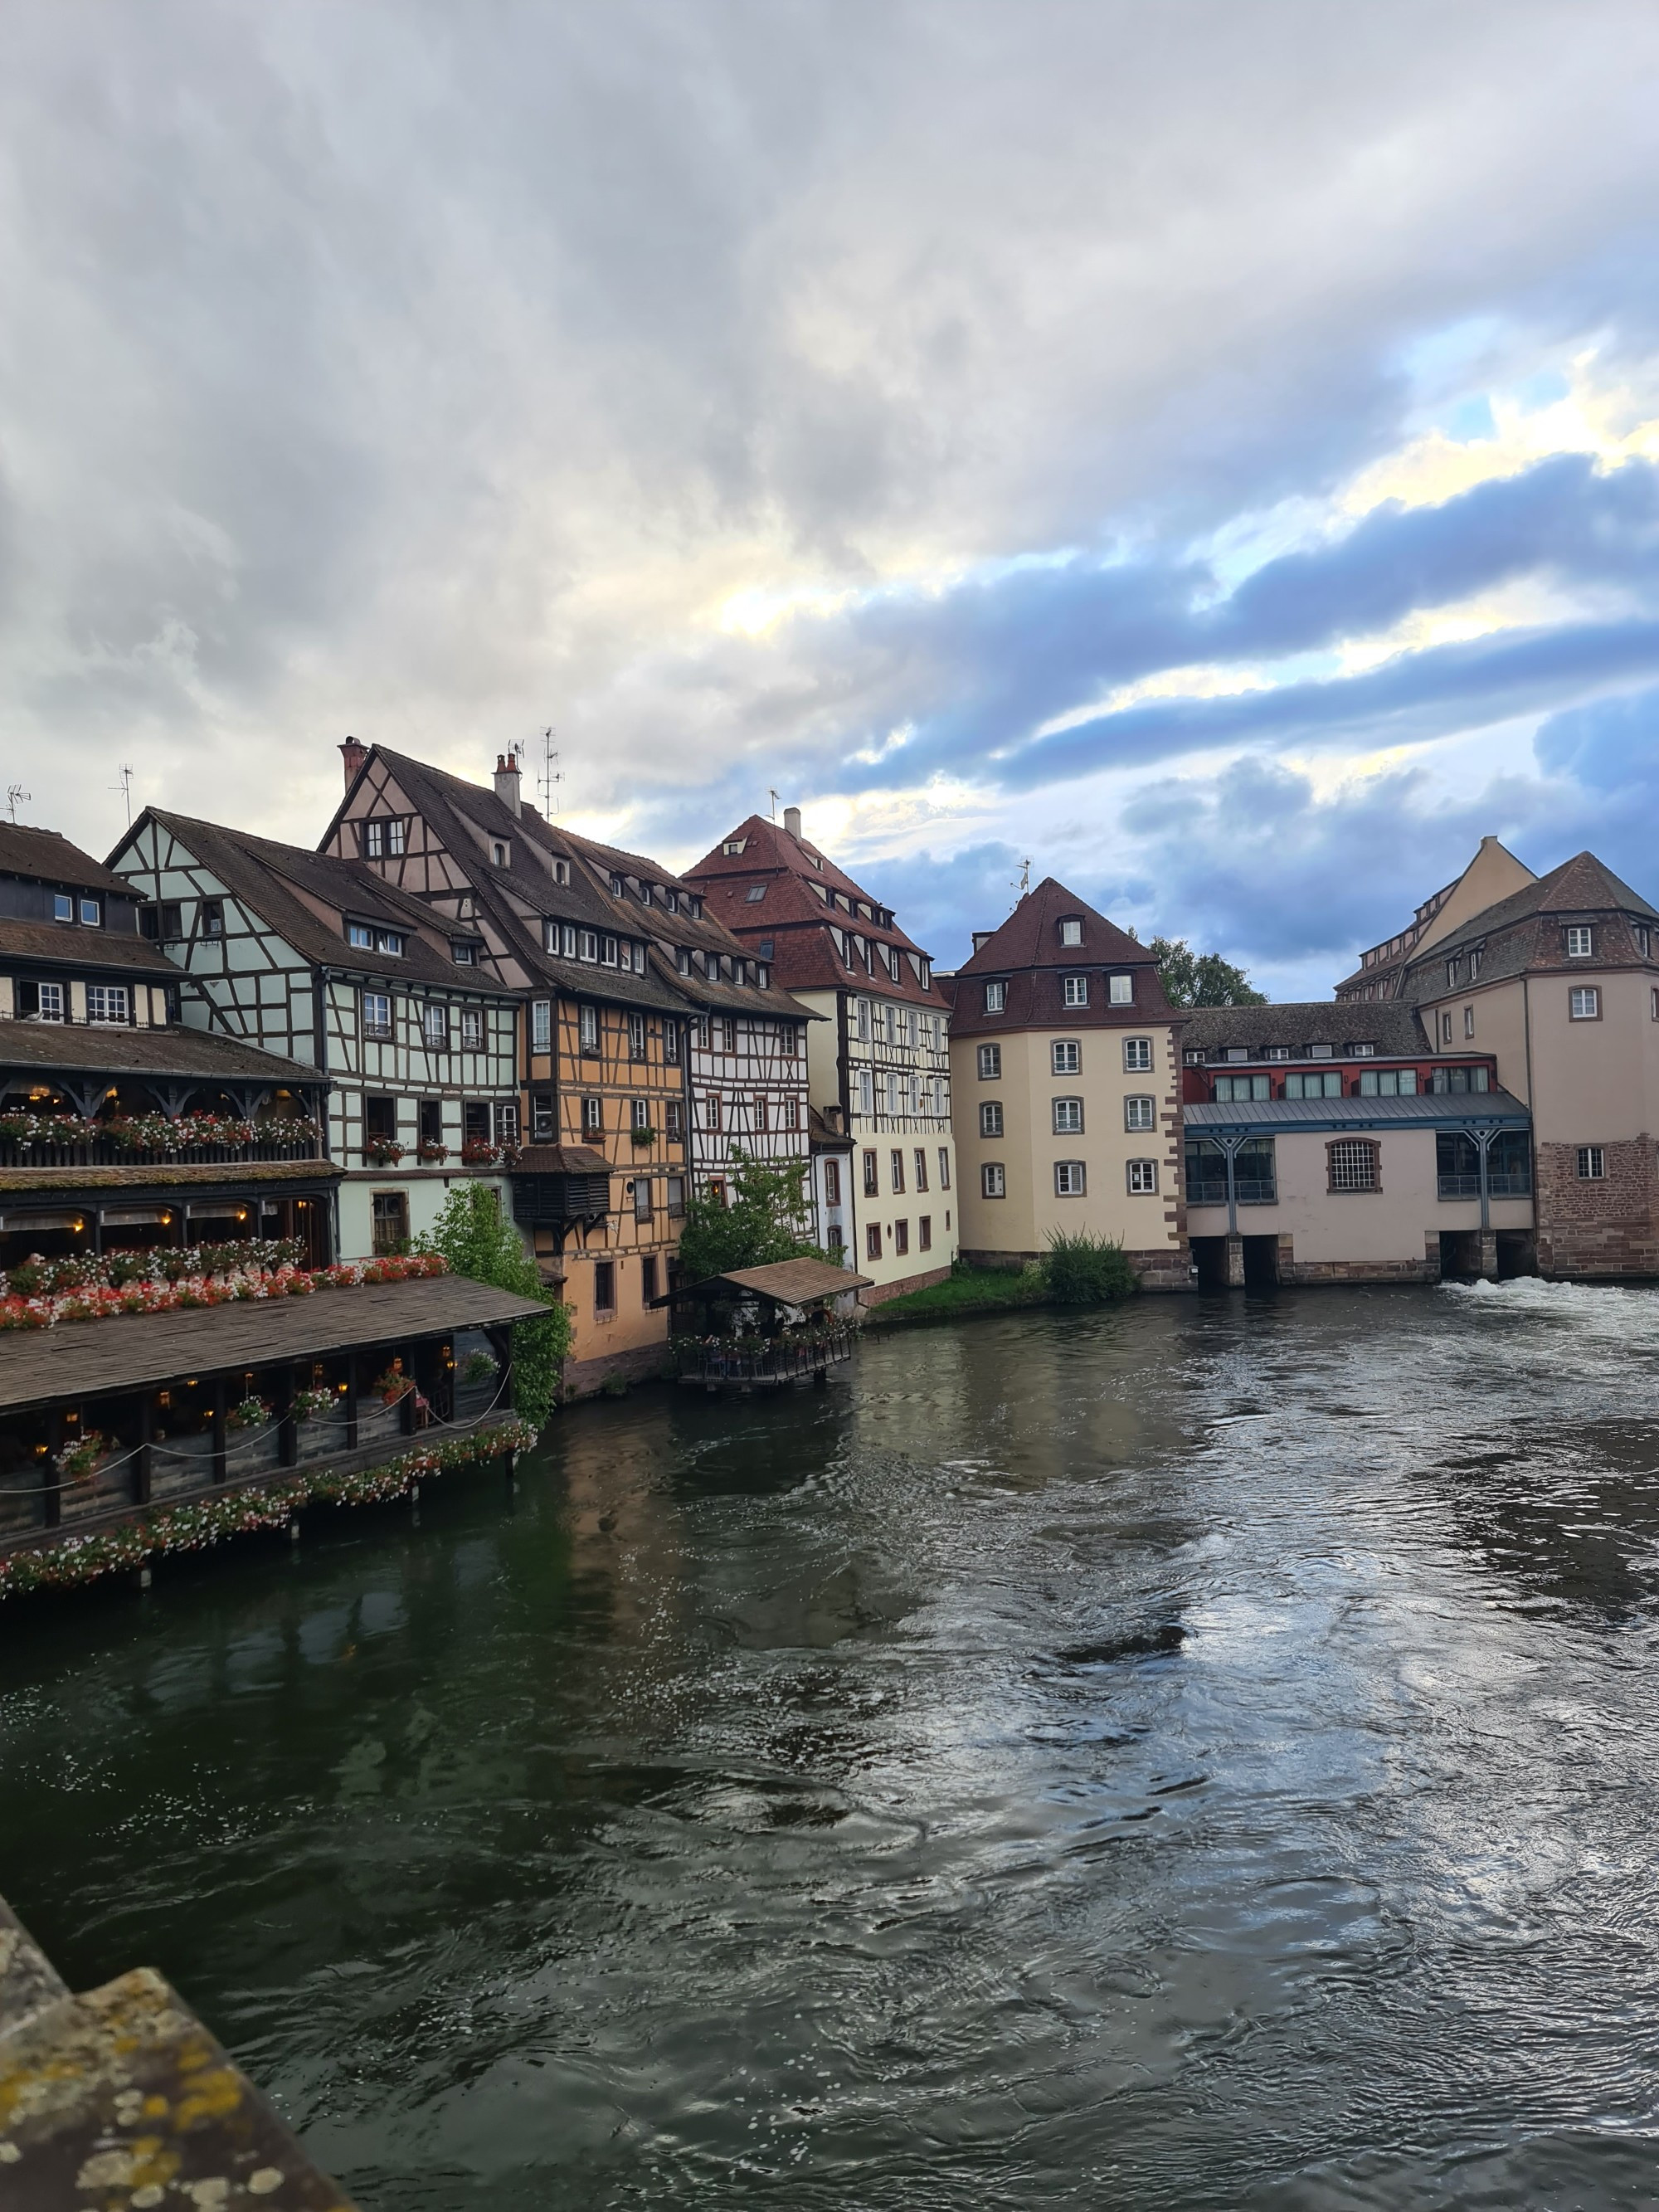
[
  {"left": 459, "top": 1349, "right": 500, "bottom": 1386},
  {"left": 373, "top": 1362, "right": 416, "bottom": 1405},
  {"left": 54, "top": 1430, "right": 109, "bottom": 1486},
  {"left": 226, "top": 1395, "right": 273, "bottom": 1432},
  {"left": 293, "top": 1386, "right": 337, "bottom": 1424}
]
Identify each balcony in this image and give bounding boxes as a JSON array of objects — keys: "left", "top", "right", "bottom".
[
  {"left": 0, "top": 1117, "right": 323, "bottom": 1172},
  {"left": 1438, "top": 1169, "right": 1531, "bottom": 1201}
]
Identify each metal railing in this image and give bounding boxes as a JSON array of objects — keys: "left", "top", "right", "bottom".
[
  {"left": 0, "top": 1135, "right": 322, "bottom": 1170},
  {"left": 1438, "top": 1169, "right": 1530, "bottom": 1201},
  {"left": 676, "top": 1327, "right": 857, "bottom": 1386}
]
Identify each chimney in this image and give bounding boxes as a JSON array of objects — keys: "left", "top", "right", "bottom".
[
  {"left": 783, "top": 806, "right": 801, "bottom": 840},
  {"left": 339, "top": 736, "right": 366, "bottom": 788},
  {"left": 494, "top": 751, "right": 522, "bottom": 816}
]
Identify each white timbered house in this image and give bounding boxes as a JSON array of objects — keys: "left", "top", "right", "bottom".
[
  {"left": 687, "top": 808, "right": 957, "bottom": 1299},
  {"left": 109, "top": 810, "right": 521, "bottom": 1263}
]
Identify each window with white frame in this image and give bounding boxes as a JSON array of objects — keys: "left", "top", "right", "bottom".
[
  {"left": 663, "top": 1017, "right": 679, "bottom": 1061},
  {"left": 582, "top": 1095, "right": 602, "bottom": 1137},
  {"left": 362, "top": 990, "right": 392, "bottom": 1039},
  {"left": 1122, "top": 1037, "right": 1152, "bottom": 1072},
  {"left": 859, "top": 1068, "right": 874, "bottom": 1115},
  {"left": 931, "top": 1075, "right": 946, "bottom": 1114},
  {"left": 1062, "top": 974, "right": 1088, "bottom": 1008},
  {"left": 1054, "top": 1160, "right": 1086, "bottom": 1196},
  {"left": 1463, "top": 1006, "right": 1475, "bottom": 1038},
  {"left": 1569, "top": 986, "right": 1601, "bottom": 1020},
  {"left": 938, "top": 1146, "right": 951, "bottom": 1191},
  {"left": 86, "top": 984, "right": 129, "bottom": 1025},
  {"left": 532, "top": 1000, "right": 551, "bottom": 1051},
  {"left": 580, "top": 1002, "right": 600, "bottom": 1051},
  {"left": 1126, "top": 1159, "right": 1158, "bottom": 1194},
  {"left": 632, "top": 1098, "right": 650, "bottom": 1132},
  {"left": 981, "top": 1162, "right": 1006, "bottom": 1198},
  {"left": 978, "top": 1043, "right": 1002, "bottom": 1079},
  {"left": 29, "top": 981, "right": 65, "bottom": 1021},
  {"left": 1108, "top": 973, "right": 1133, "bottom": 1006},
  {"left": 629, "top": 1011, "right": 646, "bottom": 1060},
  {"left": 983, "top": 979, "right": 1006, "bottom": 1012},
  {"left": 704, "top": 1094, "right": 722, "bottom": 1131},
  {"left": 578, "top": 929, "right": 599, "bottom": 962},
  {"left": 1052, "top": 1097, "right": 1083, "bottom": 1134},
  {"left": 1059, "top": 918, "right": 1082, "bottom": 947},
  {"left": 347, "top": 921, "right": 373, "bottom": 949},
  {"left": 460, "top": 1007, "right": 484, "bottom": 1049},
  {"left": 980, "top": 1101, "right": 1003, "bottom": 1138},
  {"left": 1125, "top": 1095, "right": 1155, "bottom": 1131},
  {"left": 857, "top": 998, "right": 871, "bottom": 1041},
  {"left": 1637, "top": 923, "right": 1651, "bottom": 958},
  {"left": 1052, "top": 1039, "right": 1080, "bottom": 1075},
  {"left": 1328, "top": 1139, "right": 1379, "bottom": 1192},
  {"left": 1577, "top": 1144, "right": 1606, "bottom": 1179},
  {"left": 1440, "top": 1011, "right": 1453, "bottom": 1044},
  {"left": 421, "top": 1001, "right": 449, "bottom": 1049},
  {"left": 1566, "top": 925, "right": 1594, "bottom": 958}
]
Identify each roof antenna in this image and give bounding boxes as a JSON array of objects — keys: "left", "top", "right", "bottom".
[
  {"left": 7, "top": 783, "right": 29, "bottom": 823},
  {"left": 111, "top": 764, "right": 134, "bottom": 826},
  {"left": 769, "top": 788, "right": 781, "bottom": 822},
  {"left": 538, "top": 727, "right": 562, "bottom": 816},
  {"left": 1010, "top": 855, "right": 1030, "bottom": 907}
]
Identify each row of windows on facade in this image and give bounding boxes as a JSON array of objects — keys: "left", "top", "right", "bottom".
[
  {"left": 854, "top": 1000, "right": 946, "bottom": 1050},
  {"left": 11, "top": 980, "right": 166, "bottom": 1026},
  {"left": 978, "top": 1096, "right": 1158, "bottom": 1136},
  {"left": 980, "top": 972, "right": 1136, "bottom": 1013},
  {"left": 976, "top": 1038, "right": 1155, "bottom": 1079},
  {"left": 855, "top": 1069, "right": 950, "bottom": 1117},
  {"left": 1209, "top": 1065, "right": 1496, "bottom": 1102},
  {"left": 1183, "top": 1132, "right": 1536, "bottom": 1204},
  {"left": 698, "top": 1094, "right": 804, "bottom": 1133},
  {"left": 859, "top": 1214, "right": 939, "bottom": 1261},
  {"left": 825, "top": 926, "right": 932, "bottom": 992},
  {"left": 980, "top": 1159, "right": 1160, "bottom": 1199},
  {"left": 851, "top": 1147, "right": 952, "bottom": 1200}
]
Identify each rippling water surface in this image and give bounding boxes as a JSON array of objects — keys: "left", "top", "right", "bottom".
[{"left": 7, "top": 1284, "right": 1659, "bottom": 2208}]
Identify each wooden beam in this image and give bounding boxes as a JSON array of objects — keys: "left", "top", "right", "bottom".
[
  {"left": 210, "top": 1381, "right": 227, "bottom": 1486},
  {"left": 134, "top": 1396, "right": 152, "bottom": 1506}
]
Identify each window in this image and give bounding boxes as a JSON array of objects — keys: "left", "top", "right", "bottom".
[
  {"left": 1445, "top": 959, "right": 1459, "bottom": 990},
  {"left": 375, "top": 931, "right": 405, "bottom": 957},
  {"left": 704, "top": 1094, "right": 722, "bottom": 1131},
  {"left": 663, "top": 1018, "right": 679, "bottom": 1061},
  {"left": 1463, "top": 1006, "right": 1475, "bottom": 1039},
  {"left": 1125, "top": 1095, "right": 1155, "bottom": 1131},
  {"left": 635, "top": 1177, "right": 654, "bottom": 1222},
  {"left": 1214, "top": 1074, "right": 1272, "bottom": 1102},
  {"left": 1122, "top": 1037, "right": 1151, "bottom": 1072},
  {"left": 1637, "top": 925, "right": 1651, "bottom": 959},
  {"left": 1062, "top": 975, "right": 1088, "bottom": 1008},
  {"left": 51, "top": 893, "right": 72, "bottom": 923},
  {"left": 629, "top": 1098, "right": 650, "bottom": 1133},
  {"left": 492, "top": 840, "right": 508, "bottom": 867},
  {"left": 1328, "top": 1139, "right": 1379, "bottom": 1193},
  {"left": 856, "top": 998, "right": 871, "bottom": 1041},
  {"left": 460, "top": 1007, "right": 484, "bottom": 1049},
  {"left": 1469, "top": 949, "right": 1483, "bottom": 978},
  {"left": 1577, "top": 1145, "right": 1606, "bottom": 1180},
  {"left": 1051, "top": 1160, "right": 1084, "bottom": 1196},
  {"left": 984, "top": 980, "right": 1006, "bottom": 1013},
  {"left": 640, "top": 1255, "right": 659, "bottom": 1304},
  {"left": 419, "top": 1099, "right": 445, "bottom": 1147},
  {"left": 1652, "top": 986, "right": 1659, "bottom": 1021},
  {"left": 826, "top": 1222, "right": 844, "bottom": 1256},
  {"left": 744, "top": 884, "right": 766, "bottom": 903},
  {"left": 494, "top": 1101, "right": 518, "bottom": 1146},
  {"left": 582, "top": 1095, "right": 602, "bottom": 1137},
  {"left": 1108, "top": 974, "right": 1133, "bottom": 1006},
  {"left": 1307, "top": 1042, "right": 1333, "bottom": 1060},
  {"left": 866, "top": 1222, "right": 882, "bottom": 1260},
  {"left": 914, "top": 1215, "right": 931, "bottom": 1253},
  {"left": 1569, "top": 986, "right": 1600, "bottom": 1020},
  {"left": 594, "top": 1260, "right": 616, "bottom": 1314},
  {"left": 580, "top": 1002, "right": 600, "bottom": 1053},
  {"left": 723, "top": 837, "right": 747, "bottom": 855},
  {"left": 531, "top": 1092, "right": 555, "bottom": 1141},
  {"left": 1283, "top": 1071, "right": 1343, "bottom": 1099},
  {"left": 913, "top": 1147, "right": 928, "bottom": 1191},
  {"left": 158, "top": 902, "right": 182, "bottom": 941},
  {"left": 1440, "top": 1012, "right": 1453, "bottom": 1045},
  {"left": 822, "top": 1158, "right": 842, "bottom": 1206},
  {"left": 781, "top": 1095, "right": 800, "bottom": 1130},
  {"left": 464, "top": 1101, "right": 490, "bottom": 1147},
  {"left": 531, "top": 999, "right": 551, "bottom": 1051},
  {"left": 1566, "top": 926, "right": 1594, "bottom": 958},
  {"left": 1126, "top": 1160, "right": 1158, "bottom": 1195},
  {"left": 86, "top": 984, "right": 129, "bottom": 1026},
  {"left": 451, "top": 942, "right": 476, "bottom": 966},
  {"left": 371, "top": 1191, "right": 410, "bottom": 1256},
  {"left": 664, "top": 1099, "right": 684, "bottom": 1138},
  {"left": 1045, "top": 1040, "right": 1076, "bottom": 1079},
  {"left": 857, "top": 1148, "right": 877, "bottom": 1199},
  {"left": 1350, "top": 1041, "right": 1376, "bottom": 1057},
  {"left": 348, "top": 922, "right": 374, "bottom": 949},
  {"left": 890, "top": 1148, "right": 905, "bottom": 1193},
  {"left": 893, "top": 1220, "right": 909, "bottom": 1256},
  {"left": 362, "top": 990, "right": 392, "bottom": 1039},
  {"left": 667, "top": 1176, "right": 686, "bottom": 1219},
  {"left": 859, "top": 1069, "right": 874, "bottom": 1116},
  {"left": 1053, "top": 1097, "right": 1083, "bottom": 1134},
  {"left": 1358, "top": 1068, "right": 1418, "bottom": 1096},
  {"left": 981, "top": 1162, "right": 1006, "bottom": 1198},
  {"left": 421, "top": 1001, "right": 449, "bottom": 1050},
  {"left": 938, "top": 1147, "right": 951, "bottom": 1191},
  {"left": 978, "top": 1043, "right": 1002, "bottom": 1079},
  {"left": 601, "top": 936, "right": 619, "bottom": 967},
  {"left": 201, "top": 901, "right": 223, "bottom": 939},
  {"left": 1060, "top": 918, "right": 1082, "bottom": 947},
  {"left": 578, "top": 929, "right": 599, "bottom": 962},
  {"left": 629, "top": 1011, "right": 646, "bottom": 1060},
  {"left": 752, "top": 1096, "right": 769, "bottom": 1134}
]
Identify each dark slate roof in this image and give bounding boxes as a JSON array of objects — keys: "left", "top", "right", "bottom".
[
  {"left": 808, "top": 1104, "right": 854, "bottom": 1152},
  {"left": 1398, "top": 850, "right": 1659, "bottom": 1005},
  {"left": 0, "top": 823, "right": 135, "bottom": 897},
  {"left": 949, "top": 879, "right": 1175, "bottom": 1035},
  {"left": 0, "top": 919, "right": 178, "bottom": 977},
  {"left": 0, "top": 1274, "right": 552, "bottom": 1414},
  {"left": 510, "top": 1143, "right": 612, "bottom": 1177},
  {"left": 1185, "top": 1089, "right": 1530, "bottom": 1135},
  {"left": 120, "top": 811, "right": 517, "bottom": 996},
  {"left": 654, "top": 1256, "right": 872, "bottom": 1308},
  {"left": 686, "top": 815, "right": 947, "bottom": 1007},
  {"left": 343, "top": 750, "right": 694, "bottom": 1017},
  {"left": 1182, "top": 1002, "right": 1430, "bottom": 1059},
  {"left": 0, "top": 1018, "right": 319, "bottom": 1086}
]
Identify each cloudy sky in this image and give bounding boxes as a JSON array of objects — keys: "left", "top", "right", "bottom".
[{"left": 6, "top": 2, "right": 1659, "bottom": 992}]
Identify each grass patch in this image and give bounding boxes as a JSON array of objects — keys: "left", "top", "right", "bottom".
[{"left": 864, "top": 1264, "right": 1050, "bottom": 1328}]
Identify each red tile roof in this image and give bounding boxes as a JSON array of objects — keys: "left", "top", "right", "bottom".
[{"left": 949, "top": 878, "right": 1177, "bottom": 1035}]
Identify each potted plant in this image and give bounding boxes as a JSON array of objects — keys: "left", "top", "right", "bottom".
[
  {"left": 293, "top": 1385, "right": 337, "bottom": 1423},
  {"left": 629, "top": 1123, "right": 657, "bottom": 1148},
  {"left": 364, "top": 1136, "right": 406, "bottom": 1167},
  {"left": 416, "top": 1139, "right": 450, "bottom": 1164},
  {"left": 373, "top": 1360, "right": 416, "bottom": 1405},
  {"left": 226, "top": 1394, "right": 273, "bottom": 1431},
  {"left": 54, "top": 1430, "right": 108, "bottom": 1487}
]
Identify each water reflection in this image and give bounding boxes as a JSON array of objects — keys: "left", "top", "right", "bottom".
[{"left": 4, "top": 1283, "right": 1659, "bottom": 2208}]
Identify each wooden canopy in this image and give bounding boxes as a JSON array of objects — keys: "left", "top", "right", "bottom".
[{"left": 653, "top": 1256, "right": 870, "bottom": 1310}]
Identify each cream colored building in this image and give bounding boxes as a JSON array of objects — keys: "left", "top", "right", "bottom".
[{"left": 948, "top": 879, "right": 1186, "bottom": 1289}]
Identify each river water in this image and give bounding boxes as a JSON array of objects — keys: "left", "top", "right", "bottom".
[{"left": 5, "top": 1283, "right": 1659, "bottom": 2209}]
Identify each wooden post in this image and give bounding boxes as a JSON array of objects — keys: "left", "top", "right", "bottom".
[
  {"left": 399, "top": 1351, "right": 417, "bottom": 1436},
  {"left": 43, "top": 1411, "right": 62, "bottom": 1531},
  {"left": 134, "top": 1396, "right": 153, "bottom": 1506},
  {"left": 343, "top": 1355, "right": 359, "bottom": 1449},
  {"left": 277, "top": 1367, "right": 298, "bottom": 1468},
  {"left": 486, "top": 1326, "right": 514, "bottom": 1415},
  {"left": 211, "top": 1381, "right": 227, "bottom": 1486}
]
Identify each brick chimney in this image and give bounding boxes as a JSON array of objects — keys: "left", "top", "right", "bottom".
[
  {"left": 339, "top": 736, "right": 366, "bottom": 788},
  {"left": 783, "top": 805, "right": 801, "bottom": 839},
  {"left": 494, "top": 751, "right": 522, "bottom": 815}
]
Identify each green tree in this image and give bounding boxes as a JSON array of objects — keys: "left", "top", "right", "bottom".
[
  {"left": 674, "top": 1152, "right": 822, "bottom": 1284},
  {"left": 1146, "top": 934, "right": 1267, "bottom": 1007},
  {"left": 416, "top": 1183, "right": 572, "bottom": 1430}
]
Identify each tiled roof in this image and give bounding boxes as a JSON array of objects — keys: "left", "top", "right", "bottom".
[
  {"left": 0, "top": 1016, "right": 319, "bottom": 1084},
  {"left": 0, "top": 823, "right": 136, "bottom": 897},
  {"left": 0, "top": 919, "right": 178, "bottom": 977},
  {"left": 1398, "top": 850, "right": 1659, "bottom": 1004},
  {"left": 949, "top": 879, "right": 1175, "bottom": 1035},
  {"left": 1182, "top": 1002, "right": 1429, "bottom": 1058}
]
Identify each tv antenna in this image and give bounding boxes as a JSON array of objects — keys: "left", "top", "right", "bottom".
[
  {"left": 6, "top": 784, "right": 29, "bottom": 823},
  {"left": 111, "top": 764, "right": 134, "bottom": 826},
  {"left": 538, "top": 727, "right": 562, "bottom": 816},
  {"left": 769, "top": 787, "right": 781, "bottom": 821},
  {"left": 1011, "top": 855, "right": 1031, "bottom": 905}
]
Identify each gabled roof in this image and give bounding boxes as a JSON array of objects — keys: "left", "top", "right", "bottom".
[
  {"left": 0, "top": 823, "right": 137, "bottom": 898},
  {"left": 1398, "top": 850, "right": 1659, "bottom": 1004},
  {"left": 1333, "top": 836, "right": 1536, "bottom": 997},
  {"left": 119, "top": 811, "right": 516, "bottom": 996},
  {"left": 949, "top": 879, "right": 1175, "bottom": 1035}
]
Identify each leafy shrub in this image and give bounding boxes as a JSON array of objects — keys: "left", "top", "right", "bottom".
[
  {"left": 416, "top": 1184, "right": 571, "bottom": 1430},
  {"left": 1043, "top": 1231, "right": 1137, "bottom": 1304}
]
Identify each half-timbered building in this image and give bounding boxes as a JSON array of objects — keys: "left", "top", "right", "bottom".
[
  {"left": 318, "top": 743, "right": 693, "bottom": 1391},
  {"left": 687, "top": 807, "right": 957, "bottom": 1300},
  {"left": 109, "top": 810, "right": 520, "bottom": 1264}
]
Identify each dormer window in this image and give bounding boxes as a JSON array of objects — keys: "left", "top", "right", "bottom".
[
  {"left": 919, "top": 960, "right": 930, "bottom": 990},
  {"left": 722, "top": 837, "right": 747, "bottom": 855},
  {"left": 377, "top": 931, "right": 404, "bottom": 957},
  {"left": 51, "top": 893, "right": 73, "bottom": 923},
  {"left": 1059, "top": 917, "right": 1083, "bottom": 947},
  {"left": 492, "top": 840, "right": 508, "bottom": 867},
  {"left": 677, "top": 946, "right": 691, "bottom": 974},
  {"left": 1446, "top": 958, "right": 1459, "bottom": 988},
  {"left": 1349, "top": 1041, "right": 1376, "bottom": 1057},
  {"left": 1108, "top": 974, "right": 1133, "bottom": 1006},
  {"left": 746, "top": 884, "right": 766, "bottom": 902},
  {"left": 347, "top": 922, "right": 374, "bottom": 949},
  {"left": 610, "top": 873, "right": 625, "bottom": 897},
  {"left": 1264, "top": 1045, "right": 1292, "bottom": 1061},
  {"left": 1565, "top": 925, "right": 1594, "bottom": 958},
  {"left": 984, "top": 980, "right": 1006, "bottom": 1013},
  {"left": 552, "top": 858, "right": 570, "bottom": 886},
  {"left": 451, "top": 942, "right": 476, "bottom": 965},
  {"left": 688, "top": 896, "right": 703, "bottom": 920},
  {"left": 1307, "top": 1041, "right": 1333, "bottom": 1059},
  {"left": 80, "top": 898, "right": 101, "bottom": 928},
  {"left": 758, "top": 938, "right": 774, "bottom": 959},
  {"left": 1225, "top": 1048, "right": 1248, "bottom": 1063},
  {"left": 757, "top": 965, "right": 769, "bottom": 987},
  {"left": 664, "top": 889, "right": 678, "bottom": 914},
  {"left": 1063, "top": 975, "right": 1088, "bottom": 1008}
]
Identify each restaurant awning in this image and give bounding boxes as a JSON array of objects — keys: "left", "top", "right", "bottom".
[{"left": 651, "top": 1257, "right": 871, "bottom": 1309}]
